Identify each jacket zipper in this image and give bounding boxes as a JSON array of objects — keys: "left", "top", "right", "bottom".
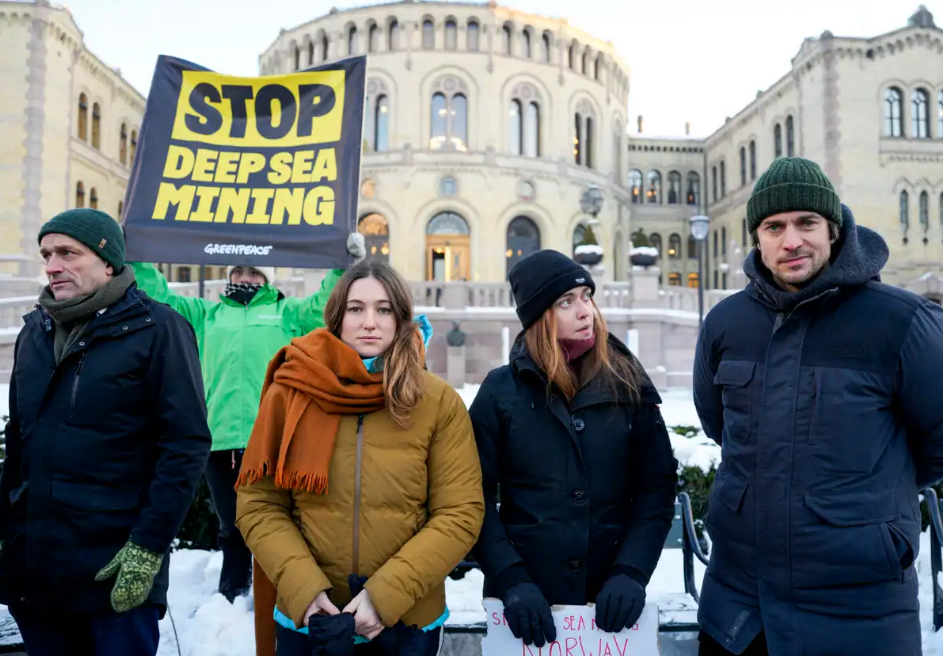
[
  {"left": 352, "top": 415, "right": 365, "bottom": 575},
  {"left": 68, "top": 352, "right": 88, "bottom": 419}
]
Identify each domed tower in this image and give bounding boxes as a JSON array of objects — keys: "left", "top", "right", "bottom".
[{"left": 260, "top": 2, "right": 631, "bottom": 282}]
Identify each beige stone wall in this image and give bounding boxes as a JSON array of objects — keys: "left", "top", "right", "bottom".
[
  {"left": 262, "top": 2, "right": 631, "bottom": 283},
  {"left": 0, "top": 6, "right": 32, "bottom": 275},
  {"left": 0, "top": 1, "right": 144, "bottom": 279}
]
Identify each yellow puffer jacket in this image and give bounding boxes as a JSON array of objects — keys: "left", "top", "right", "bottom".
[{"left": 235, "top": 371, "right": 484, "bottom": 630}]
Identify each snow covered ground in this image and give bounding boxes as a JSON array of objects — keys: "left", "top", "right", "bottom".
[{"left": 1, "top": 384, "right": 942, "bottom": 653}]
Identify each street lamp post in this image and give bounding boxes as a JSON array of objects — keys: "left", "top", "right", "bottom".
[{"left": 689, "top": 214, "right": 711, "bottom": 328}]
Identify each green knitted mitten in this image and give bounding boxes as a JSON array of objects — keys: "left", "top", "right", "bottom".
[{"left": 95, "top": 541, "right": 163, "bottom": 613}]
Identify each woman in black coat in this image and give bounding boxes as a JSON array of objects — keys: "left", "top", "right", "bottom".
[{"left": 469, "top": 249, "right": 678, "bottom": 647}]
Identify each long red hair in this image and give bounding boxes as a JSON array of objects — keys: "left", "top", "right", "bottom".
[{"left": 524, "top": 299, "right": 641, "bottom": 401}]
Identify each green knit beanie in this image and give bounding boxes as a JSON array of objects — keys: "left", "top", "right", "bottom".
[
  {"left": 746, "top": 157, "right": 842, "bottom": 235},
  {"left": 38, "top": 208, "right": 125, "bottom": 271}
]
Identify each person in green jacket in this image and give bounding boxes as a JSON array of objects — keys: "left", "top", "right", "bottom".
[{"left": 129, "top": 234, "right": 365, "bottom": 602}]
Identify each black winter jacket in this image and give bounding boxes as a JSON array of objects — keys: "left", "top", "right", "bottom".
[
  {"left": 470, "top": 333, "right": 678, "bottom": 605},
  {"left": 0, "top": 284, "right": 212, "bottom": 614}
]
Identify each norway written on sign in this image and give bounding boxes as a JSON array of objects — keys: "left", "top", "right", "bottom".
[{"left": 481, "top": 599, "right": 659, "bottom": 656}]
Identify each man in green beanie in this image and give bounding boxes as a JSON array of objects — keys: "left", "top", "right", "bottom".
[
  {"left": 693, "top": 157, "right": 943, "bottom": 656},
  {"left": 0, "top": 208, "right": 212, "bottom": 655}
]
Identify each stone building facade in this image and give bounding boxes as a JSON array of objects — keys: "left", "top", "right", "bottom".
[
  {"left": 698, "top": 5, "right": 943, "bottom": 293},
  {"left": 0, "top": 0, "right": 145, "bottom": 280},
  {"left": 259, "top": 0, "right": 633, "bottom": 283}
]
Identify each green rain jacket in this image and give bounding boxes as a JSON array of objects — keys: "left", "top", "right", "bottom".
[{"left": 130, "top": 262, "right": 343, "bottom": 452}]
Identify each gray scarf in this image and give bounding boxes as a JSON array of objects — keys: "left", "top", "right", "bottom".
[{"left": 38, "top": 266, "right": 136, "bottom": 363}]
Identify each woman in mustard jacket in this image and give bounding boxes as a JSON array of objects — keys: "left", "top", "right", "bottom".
[{"left": 235, "top": 260, "right": 484, "bottom": 656}]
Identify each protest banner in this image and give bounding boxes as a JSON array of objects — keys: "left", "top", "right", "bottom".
[
  {"left": 481, "top": 599, "right": 660, "bottom": 656},
  {"left": 122, "top": 54, "right": 366, "bottom": 269}
]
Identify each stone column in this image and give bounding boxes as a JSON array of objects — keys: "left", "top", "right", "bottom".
[{"left": 628, "top": 267, "right": 667, "bottom": 388}]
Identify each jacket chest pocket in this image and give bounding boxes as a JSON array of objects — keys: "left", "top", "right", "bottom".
[
  {"left": 806, "top": 368, "right": 893, "bottom": 476},
  {"left": 713, "top": 360, "right": 756, "bottom": 445}
]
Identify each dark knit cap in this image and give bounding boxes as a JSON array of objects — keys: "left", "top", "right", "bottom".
[
  {"left": 746, "top": 157, "right": 842, "bottom": 235},
  {"left": 509, "top": 249, "right": 596, "bottom": 330},
  {"left": 38, "top": 208, "right": 125, "bottom": 270}
]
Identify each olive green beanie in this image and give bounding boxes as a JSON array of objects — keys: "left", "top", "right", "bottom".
[
  {"left": 38, "top": 208, "right": 125, "bottom": 271},
  {"left": 746, "top": 157, "right": 842, "bottom": 235}
]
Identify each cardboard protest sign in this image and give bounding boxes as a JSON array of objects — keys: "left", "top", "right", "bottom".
[
  {"left": 481, "top": 599, "right": 659, "bottom": 656},
  {"left": 122, "top": 54, "right": 366, "bottom": 269}
]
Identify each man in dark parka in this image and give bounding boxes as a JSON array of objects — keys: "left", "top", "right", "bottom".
[
  {"left": 694, "top": 157, "right": 943, "bottom": 656},
  {"left": 0, "top": 209, "right": 212, "bottom": 656}
]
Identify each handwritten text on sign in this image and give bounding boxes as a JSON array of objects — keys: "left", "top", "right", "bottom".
[{"left": 481, "top": 599, "right": 659, "bottom": 656}]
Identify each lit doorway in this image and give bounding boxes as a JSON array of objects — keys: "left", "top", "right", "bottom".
[{"left": 426, "top": 211, "right": 470, "bottom": 281}]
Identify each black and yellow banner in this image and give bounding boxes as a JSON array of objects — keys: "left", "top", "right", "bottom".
[{"left": 122, "top": 54, "right": 366, "bottom": 268}]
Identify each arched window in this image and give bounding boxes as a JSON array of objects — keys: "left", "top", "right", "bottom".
[
  {"left": 524, "top": 101, "right": 539, "bottom": 157},
  {"left": 429, "top": 83, "right": 468, "bottom": 151},
  {"left": 293, "top": 43, "right": 300, "bottom": 70},
  {"left": 711, "top": 166, "right": 718, "bottom": 202},
  {"left": 77, "top": 93, "right": 88, "bottom": 141},
  {"left": 374, "top": 95, "right": 389, "bottom": 151},
  {"left": 749, "top": 140, "right": 757, "bottom": 180},
  {"left": 368, "top": 23, "right": 380, "bottom": 52},
  {"left": 568, "top": 42, "right": 577, "bottom": 69},
  {"left": 686, "top": 172, "right": 700, "bottom": 206},
  {"left": 667, "top": 171, "right": 681, "bottom": 204},
  {"left": 912, "top": 89, "right": 930, "bottom": 139},
  {"left": 785, "top": 116, "right": 795, "bottom": 156},
  {"left": 467, "top": 20, "right": 479, "bottom": 51},
  {"left": 520, "top": 30, "right": 531, "bottom": 58},
  {"left": 91, "top": 102, "right": 101, "bottom": 149},
  {"left": 581, "top": 49, "right": 590, "bottom": 76},
  {"left": 506, "top": 216, "right": 541, "bottom": 274},
  {"left": 574, "top": 113, "right": 582, "bottom": 164},
  {"left": 594, "top": 54, "right": 603, "bottom": 81},
  {"left": 573, "top": 104, "right": 596, "bottom": 168},
  {"left": 119, "top": 123, "right": 128, "bottom": 165},
  {"left": 687, "top": 273, "right": 699, "bottom": 289},
  {"left": 774, "top": 124, "right": 782, "bottom": 158},
  {"left": 422, "top": 19, "right": 434, "bottom": 49},
  {"left": 89, "top": 187, "right": 98, "bottom": 209},
  {"left": 668, "top": 233, "right": 682, "bottom": 259},
  {"left": 508, "top": 100, "right": 522, "bottom": 155},
  {"left": 321, "top": 32, "right": 330, "bottom": 60},
  {"left": 541, "top": 32, "right": 551, "bottom": 63},
  {"left": 900, "top": 190, "right": 910, "bottom": 243},
  {"left": 307, "top": 40, "right": 315, "bottom": 65},
  {"left": 347, "top": 26, "right": 357, "bottom": 55},
  {"left": 502, "top": 24, "right": 512, "bottom": 55},
  {"left": 646, "top": 170, "right": 661, "bottom": 204},
  {"left": 920, "top": 191, "right": 930, "bottom": 238},
  {"left": 628, "top": 169, "right": 642, "bottom": 204},
  {"left": 445, "top": 19, "right": 457, "bottom": 50},
  {"left": 720, "top": 161, "right": 726, "bottom": 196},
  {"left": 388, "top": 20, "right": 400, "bottom": 51},
  {"left": 130, "top": 129, "right": 138, "bottom": 163},
  {"left": 938, "top": 91, "right": 943, "bottom": 139},
  {"left": 649, "top": 233, "right": 662, "bottom": 259},
  {"left": 688, "top": 234, "right": 698, "bottom": 259},
  {"left": 358, "top": 213, "right": 390, "bottom": 263},
  {"left": 75, "top": 182, "right": 85, "bottom": 208},
  {"left": 739, "top": 147, "right": 747, "bottom": 186},
  {"left": 427, "top": 212, "right": 469, "bottom": 235},
  {"left": 667, "top": 272, "right": 681, "bottom": 286}
]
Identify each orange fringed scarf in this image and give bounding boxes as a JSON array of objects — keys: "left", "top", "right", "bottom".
[
  {"left": 237, "top": 327, "right": 425, "bottom": 656},
  {"left": 236, "top": 327, "right": 391, "bottom": 494}
]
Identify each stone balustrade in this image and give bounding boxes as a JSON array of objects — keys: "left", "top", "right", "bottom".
[{"left": 0, "top": 271, "right": 737, "bottom": 388}]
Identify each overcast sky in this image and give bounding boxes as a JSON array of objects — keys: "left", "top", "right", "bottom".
[{"left": 58, "top": 0, "right": 939, "bottom": 138}]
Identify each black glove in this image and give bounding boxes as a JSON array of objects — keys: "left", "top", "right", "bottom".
[
  {"left": 501, "top": 582, "right": 557, "bottom": 647},
  {"left": 348, "top": 574, "right": 426, "bottom": 656},
  {"left": 307, "top": 613, "right": 356, "bottom": 656},
  {"left": 594, "top": 574, "right": 645, "bottom": 633}
]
